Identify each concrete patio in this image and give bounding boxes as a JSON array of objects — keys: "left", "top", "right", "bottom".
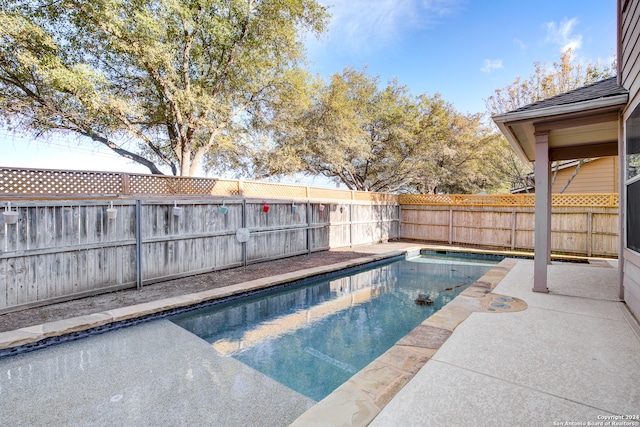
[
  {"left": 0, "top": 243, "right": 638, "bottom": 426},
  {"left": 370, "top": 257, "right": 640, "bottom": 426}
]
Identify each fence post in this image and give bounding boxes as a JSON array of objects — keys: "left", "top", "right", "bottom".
[
  {"left": 448, "top": 208, "right": 453, "bottom": 245},
  {"left": 122, "top": 173, "right": 130, "bottom": 195},
  {"left": 242, "top": 199, "right": 248, "bottom": 266},
  {"left": 135, "top": 200, "right": 143, "bottom": 289},
  {"left": 379, "top": 202, "right": 383, "bottom": 243},
  {"left": 587, "top": 209, "right": 593, "bottom": 256},
  {"left": 349, "top": 203, "right": 353, "bottom": 248},
  {"left": 306, "top": 200, "right": 312, "bottom": 253},
  {"left": 511, "top": 210, "right": 517, "bottom": 250},
  {"left": 397, "top": 203, "right": 401, "bottom": 239}
]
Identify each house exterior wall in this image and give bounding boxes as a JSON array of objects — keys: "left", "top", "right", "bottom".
[
  {"left": 551, "top": 157, "right": 618, "bottom": 193},
  {"left": 621, "top": 0, "right": 640, "bottom": 109},
  {"left": 620, "top": 0, "right": 640, "bottom": 318}
]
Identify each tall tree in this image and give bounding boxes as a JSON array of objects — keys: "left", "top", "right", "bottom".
[
  {"left": 0, "top": 0, "right": 328, "bottom": 175},
  {"left": 256, "top": 67, "right": 509, "bottom": 193},
  {"left": 255, "top": 67, "right": 422, "bottom": 192},
  {"left": 413, "top": 95, "right": 510, "bottom": 194},
  {"left": 257, "top": 67, "right": 435, "bottom": 192},
  {"left": 486, "top": 49, "right": 615, "bottom": 115},
  {"left": 486, "top": 50, "right": 616, "bottom": 192}
]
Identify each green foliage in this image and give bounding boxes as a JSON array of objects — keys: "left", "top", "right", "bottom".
[
  {"left": 256, "top": 67, "right": 509, "bottom": 193},
  {"left": 413, "top": 95, "right": 512, "bottom": 194},
  {"left": 486, "top": 50, "right": 616, "bottom": 192},
  {"left": 486, "top": 49, "right": 616, "bottom": 115},
  {"left": 0, "top": 0, "right": 328, "bottom": 175}
]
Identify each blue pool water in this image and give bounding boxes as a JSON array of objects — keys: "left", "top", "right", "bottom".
[{"left": 170, "top": 254, "right": 499, "bottom": 401}]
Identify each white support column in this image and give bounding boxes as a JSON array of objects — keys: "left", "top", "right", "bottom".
[{"left": 534, "top": 131, "right": 550, "bottom": 293}]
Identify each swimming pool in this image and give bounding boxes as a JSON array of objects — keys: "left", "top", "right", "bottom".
[{"left": 170, "top": 253, "right": 499, "bottom": 401}]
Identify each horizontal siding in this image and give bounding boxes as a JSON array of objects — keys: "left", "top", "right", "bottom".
[
  {"left": 621, "top": 0, "right": 640, "bottom": 320},
  {"left": 622, "top": 0, "right": 640, "bottom": 109},
  {"left": 552, "top": 157, "right": 617, "bottom": 193},
  {"left": 625, "top": 59, "right": 640, "bottom": 110},
  {"left": 621, "top": 0, "right": 637, "bottom": 61}
]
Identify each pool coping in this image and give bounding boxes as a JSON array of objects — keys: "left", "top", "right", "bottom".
[
  {"left": 289, "top": 256, "right": 521, "bottom": 427},
  {"left": 0, "top": 249, "right": 418, "bottom": 354},
  {"left": 0, "top": 245, "right": 521, "bottom": 425}
]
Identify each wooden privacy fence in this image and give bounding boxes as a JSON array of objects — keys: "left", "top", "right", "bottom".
[
  {"left": 0, "top": 167, "right": 400, "bottom": 313},
  {"left": 0, "top": 197, "right": 399, "bottom": 314},
  {"left": 0, "top": 166, "right": 620, "bottom": 313},
  {"left": 399, "top": 194, "right": 619, "bottom": 257}
]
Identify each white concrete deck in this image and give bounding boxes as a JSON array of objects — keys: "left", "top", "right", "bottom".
[
  {"left": 0, "top": 243, "right": 638, "bottom": 426},
  {"left": 371, "top": 258, "right": 640, "bottom": 426}
]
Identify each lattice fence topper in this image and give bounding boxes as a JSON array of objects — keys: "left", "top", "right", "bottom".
[
  {"left": 127, "top": 174, "right": 229, "bottom": 195},
  {"left": 551, "top": 193, "right": 618, "bottom": 207},
  {"left": 398, "top": 193, "right": 618, "bottom": 207},
  {"left": 0, "top": 167, "right": 124, "bottom": 195},
  {"left": 210, "top": 180, "right": 241, "bottom": 196},
  {"left": 0, "top": 167, "right": 390, "bottom": 200},
  {"left": 0, "top": 167, "right": 619, "bottom": 206}
]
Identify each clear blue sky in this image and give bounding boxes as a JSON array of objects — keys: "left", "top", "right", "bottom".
[
  {"left": 0, "top": 0, "right": 617, "bottom": 178},
  {"left": 307, "top": 0, "right": 616, "bottom": 114}
]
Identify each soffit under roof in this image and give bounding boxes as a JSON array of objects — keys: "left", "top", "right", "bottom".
[{"left": 492, "top": 78, "right": 629, "bottom": 162}]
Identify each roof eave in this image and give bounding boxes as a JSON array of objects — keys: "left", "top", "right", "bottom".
[
  {"left": 492, "top": 94, "right": 629, "bottom": 124},
  {"left": 492, "top": 93, "right": 629, "bottom": 164},
  {"left": 495, "top": 120, "right": 530, "bottom": 163}
]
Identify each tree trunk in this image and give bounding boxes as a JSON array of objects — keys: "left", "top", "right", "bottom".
[
  {"left": 559, "top": 160, "right": 585, "bottom": 193},
  {"left": 181, "top": 148, "right": 192, "bottom": 176}
]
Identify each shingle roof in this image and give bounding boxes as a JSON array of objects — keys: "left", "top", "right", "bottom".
[{"left": 511, "top": 77, "right": 628, "bottom": 113}]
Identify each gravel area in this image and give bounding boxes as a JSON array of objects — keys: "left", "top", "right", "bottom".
[{"left": 0, "top": 250, "right": 369, "bottom": 333}]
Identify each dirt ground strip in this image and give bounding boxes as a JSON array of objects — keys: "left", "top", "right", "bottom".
[{"left": 0, "top": 250, "right": 369, "bottom": 333}]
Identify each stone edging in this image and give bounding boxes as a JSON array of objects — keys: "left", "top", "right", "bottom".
[
  {"left": 0, "top": 247, "right": 524, "bottom": 426},
  {"left": 290, "top": 257, "right": 521, "bottom": 427},
  {"left": 0, "top": 251, "right": 412, "bottom": 355}
]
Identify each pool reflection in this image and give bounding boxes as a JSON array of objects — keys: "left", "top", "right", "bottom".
[{"left": 171, "top": 257, "right": 495, "bottom": 401}]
